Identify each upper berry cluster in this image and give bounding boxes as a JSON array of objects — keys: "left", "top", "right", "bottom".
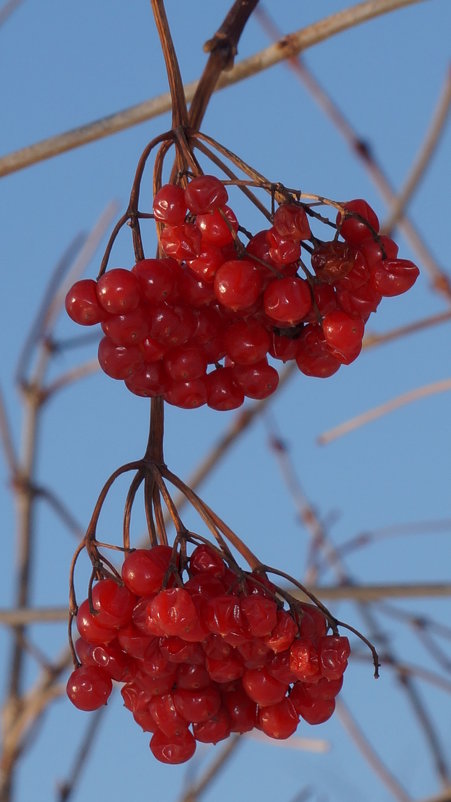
[{"left": 65, "top": 176, "right": 419, "bottom": 410}]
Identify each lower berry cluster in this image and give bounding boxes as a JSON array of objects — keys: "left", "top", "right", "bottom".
[
  {"left": 67, "top": 543, "right": 350, "bottom": 764},
  {"left": 65, "top": 176, "right": 419, "bottom": 410}
]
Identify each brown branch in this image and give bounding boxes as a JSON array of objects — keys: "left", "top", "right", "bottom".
[
  {"left": 318, "top": 379, "right": 451, "bottom": 445},
  {"left": 336, "top": 698, "right": 412, "bottom": 802},
  {"left": 255, "top": 6, "right": 451, "bottom": 301},
  {"left": 383, "top": 66, "right": 451, "bottom": 233},
  {"left": 189, "top": 0, "right": 260, "bottom": 130},
  {"left": 0, "top": 0, "right": 24, "bottom": 27},
  {"left": 0, "top": 0, "right": 425, "bottom": 177},
  {"left": 0, "top": 387, "right": 17, "bottom": 476}
]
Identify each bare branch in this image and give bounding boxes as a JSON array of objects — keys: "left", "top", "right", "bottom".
[
  {"left": 318, "top": 379, "right": 451, "bottom": 445},
  {"left": 0, "top": 0, "right": 425, "bottom": 177},
  {"left": 383, "top": 67, "right": 451, "bottom": 233}
]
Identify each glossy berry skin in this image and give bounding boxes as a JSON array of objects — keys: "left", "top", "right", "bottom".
[
  {"left": 224, "top": 320, "right": 270, "bottom": 365},
  {"left": 196, "top": 206, "right": 239, "bottom": 247},
  {"left": 184, "top": 175, "right": 228, "bottom": 214},
  {"left": 150, "top": 588, "right": 200, "bottom": 639},
  {"left": 289, "top": 638, "right": 320, "bottom": 682},
  {"left": 370, "top": 258, "right": 419, "bottom": 296},
  {"left": 322, "top": 311, "right": 364, "bottom": 361},
  {"left": 193, "top": 706, "right": 231, "bottom": 744},
  {"left": 263, "top": 277, "right": 312, "bottom": 325},
  {"left": 125, "top": 363, "right": 167, "bottom": 398},
  {"left": 266, "top": 228, "right": 301, "bottom": 266},
  {"left": 152, "top": 184, "right": 187, "bottom": 226},
  {"left": 75, "top": 638, "right": 130, "bottom": 682},
  {"left": 164, "top": 378, "right": 207, "bottom": 409},
  {"left": 101, "top": 308, "right": 149, "bottom": 346},
  {"left": 258, "top": 697, "right": 299, "bottom": 739},
  {"left": 273, "top": 203, "right": 311, "bottom": 241},
  {"left": 240, "top": 596, "right": 278, "bottom": 638},
  {"left": 150, "top": 728, "right": 196, "bottom": 764},
  {"left": 173, "top": 685, "right": 222, "bottom": 723},
  {"left": 98, "top": 337, "right": 142, "bottom": 380},
  {"left": 359, "top": 235, "right": 398, "bottom": 266},
  {"left": 76, "top": 599, "right": 117, "bottom": 645},
  {"left": 121, "top": 546, "right": 173, "bottom": 596},
  {"left": 242, "top": 667, "right": 288, "bottom": 706},
  {"left": 214, "top": 259, "right": 263, "bottom": 311},
  {"left": 319, "top": 635, "right": 350, "bottom": 680},
  {"left": 65, "top": 279, "right": 108, "bottom": 325},
  {"left": 91, "top": 579, "right": 136, "bottom": 629},
  {"left": 163, "top": 345, "right": 207, "bottom": 382},
  {"left": 160, "top": 223, "right": 202, "bottom": 261},
  {"left": 96, "top": 268, "right": 141, "bottom": 315},
  {"left": 190, "top": 544, "right": 226, "bottom": 578},
  {"left": 67, "top": 665, "right": 113, "bottom": 711},
  {"left": 337, "top": 199, "right": 380, "bottom": 244},
  {"left": 205, "top": 368, "right": 244, "bottom": 411},
  {"left": 295, "top": 325, "right": 341, "bottom": 379},
  {"left": 232, "top": 360, "right": 279, "bottom": 400},
  {"left": 132, "top": 258, "right": 181, "bottom": 304}
]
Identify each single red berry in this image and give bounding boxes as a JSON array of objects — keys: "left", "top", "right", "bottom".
[
  {"left": 150, "top": 588, "right": 200, "bottom": 639},
  {"left": 173, "top": 685, "right": 222, "bottom": 724},
  {"left": 337, "top": 199, "right": 380, "bottom": 244},
  {"left": 132, "top": 257, "right": 182, "bottom": 304},
  {"left": 224, "top": 319, "right": 270, "bottom": 365},
  {"left": 91, "top": 579, "right": 136, "bottom": 629},
  {"left": 125, "top": 362, "right": 168, "bottom": 397},
  {"left": 117, "top": 624, "right": 155, "bottom": 660},
  {"left": 290, "top": 684, "right": 335, "bottom": 725},
  {"left": 297, "top": 603, "right": 328, "bottom": 642},
  {"left": 101, "top": 308, "right": 149, "bottom": 346},
  {"left": 295, "top": 325, "right": 341, "bottom": 379},
  {"left": 319, "top": 635, "right": 351, "bottom": 679},
  {"left": 96, "top": 268, "right": 141, "bottom": 315},
  {"left": 358, "top": 235, "right": 399, "bottom": 267},
  {"left": 179, "top": 268, "right": 216, "bottom": 307},
  {"left": 311, "top": 241, "right": 360, "bottom": 284},
  {"left": 206, "top": 652, "right": 244, "bottom": 683},
  {"left": 370, "top": 258, "right": 419, "bottom": 296},
  {"left": 148, "top": 303, "right": 197, "bottom": 347},
  {"left": 139, "top": 336, "right": 167, "bottom": 363},
  {"left": 66, "top": 665, "right": 112, "bottom": 711},
  {"left": 176, "top": 663, "right": 210, "bottom": 691},
  {"left": 336, "top": 283, "right": 381, "bottom": 321},
  {"left": 185, "top": 175, "right": 228, "bottom": 214},
  {"left": 266, "top": 228, "right": 301, "bottom": 266},
  {"left": 193, "top": 706, "right": 231, "bottom": 744},
  {"left": 121, "top": 546, "right": 173, "bottom": 596},
  {"left": 214, "top": 259, "right": 263, "bottom": 311},
  {"left": 196, "top": 205, "right": 239, "bottom": 247},
  {"left": 322, "top": 310, "right": 364, "bottom": 360},
  {"left": 188, "top": 244, "right": 225, "bottom": 283},
  {"left": 98, "top": 337, "right": 143, "bottom": 380},
  {"left": 65, "top": 279, "right": 108, "bottom": 325},
  {"left": 204, "top": 595, "right": 249, "bottom": 645},
  {"left": 301, "top": 675, "right": 343, "bottom": 701},
  {"left": 75, "top": 638, "right": 130, "bottom": 682},
  {"left": 164, "top": 345, "right": 207, "bottom": 382},
  {"left": 76, "top": 599, "right": 117, "bottom": 645},
  {"left": 264, "top": 609, "right": 298, "bottom": 653},
  {"left": 268, "top": 332, "right": 300, "bottom": 363},
  {"left": 149, "top": 693, "right": 189, "bottom": 737},
  {"left": 160, "top": 223, "right": 202, "bottom": 261},
  {"left": 263, "top": 277, "right": 312, "bottom": 325},
  {"left": 289, "top": 638, "right": 321, "bottom": 682},
  {"left": 237, "top": 639, "right": 272, "bottom": 670},
  {"left": 240, "top": 596, "right": 278, "bottom": 638},
  {"left": 232, "top": 360, "right": 279, "bottom": 400},
  {"left": 153, "top": 184, "right": 187, "bottom": 225},
  {"left": 205, "top": 367, "right": 244, "bottom": 411},
  {"left": 258, "top": 698, "right": 299, "bottom": 739},
  {"left": 150, "top": 728, "right": 196, "bottom": 764},
  {"left": 223, "top": 686, "right": 257, "bottom": 733},
  {"left": 164, "top": 378, "right": 207, "bottom": 409},
  {"left": 266, "top": 650, "right": 297, "bottom": 684},
  {"left": 242, "top": 667, "right": 288, "bottom": 706},
  {"left": 190, "top": 544, "right": 226, "bottom": 578},
  {"left": 273, "top": 203, "right": 311, "bottom": 241}
]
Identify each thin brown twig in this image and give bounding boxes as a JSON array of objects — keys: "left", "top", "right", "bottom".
[
  {"left": 318, "top": 378, "right": 451, "bottom": 445},
  {"left": 383, "top": 66, "right": 451, "bottom": 233},
  {"left": 0, "top": 387, "right": 17, "bottom": 475},
  {"left": 335, "top": 698, "right": 412, "bottom": 802},
  {"left": 255, "top": 6, "right": 451, "bottom": 301},
  {"left": 0, "top": 0, "right": 425, "bottom": 177},
  {"left": 0, "top": 0, "right": 24, "bottom": 27}
]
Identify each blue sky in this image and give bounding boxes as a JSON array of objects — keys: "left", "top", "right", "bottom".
[{"left": 1, "top": 2, "right": 451, "bottom": 801}]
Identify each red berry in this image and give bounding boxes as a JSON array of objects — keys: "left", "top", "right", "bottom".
[
  {"left": 160, "top": 223, "right": 202, "bottom": 261},
  {"left": 319, "top": 635, "right": 350, "bottom": 679},
  {"left": 337, "top": 199, "right": 380, "bottom": 244},
  {"left": 164, "top": 345, "right": 207, "bottom": 382},
  {"left": 153, "top": 184, "right": 187, "bottom": 226},
  {"left": 289, "top": 638, "right": 321, "bottom": 682},
  {"left": 66, "top": 665, "right": 112, "bottom": 711},
  {"left": 132, "top": 257, "right": 182, "bottom": 304},
  {"left": 149, "top": 693, "right": 189, "bottom": 737},
  {"left": 224, "top": 320, "right": 270, "bottom": 365},
  {"left": 97, "top": 268, "right": 141, "bottom": 315},
  {"left": 205, "top": 367, "right": 244, "bottom": 411},
  {"left": 91, "top": 579, "right": 136, "bottom": 629},
  {"left": 121, "top": 546, "right": 173, "bottom": 596},
  {"left": 150, "top": 728, "right": 196, "bottom": 764},
  {"left": 370, "top": 258, "right": 419, "bottom": 296},
  {"left": 263, "top": 277, "right": 312, "bottom": 325},
  {"left": 98, "top": 337, "right": 143, "bottom": 380},
  {"left": 232, "top": 360, "right": 279, "bottom": 400},
  {"left": 185, "top": 175, "right": 228, "bottom": 214},
  {"left": 273, "top": 203, "right": 311, "bottom": 241},
  {"left": 196, "top": 206, "right": 239, "bottom": 247},
  {"left": 76, "top": 599, "right": 117, "bottom": 645},
  {"left": 242, "top": 667, "right": 288, "bottom": 706},
  {"left": 240, "top": 596, "right": 278, "bottom": 638},
  {"left": 75, "top": 638, "right": 130, "bottom": 682},
  {"left": 258, "top": 698, "right": 299, "bottom": 739},
  {"left": 164, "top": 378, "right": 207, "bottom": 409},
  {"left": 193, "top": 706, "right": 231, "bottom": 744},
  {"left": 214, "top": 259, "right": 263, "bottom": 312},
  {"left": 359, "top": 235, "right": 399, "bottom": 266},
  {"left": 264, "top": 609, "right": 298, "bottom": 653},
  {"left": 322, "top": 310, "right": 364, "bottom": 360},
  {"left": 125, "top": 362, "right": 168, "bottom": 397},
  {"left": 173, "top": 685, "right": 222, "bottom": 723},
  {"left": 188, "top": 244, "right": 225, "bottom": 283},
  {"left": 295, "top": 325, "right": 341, "bottom": 379},
  {"left": 266, "top": 228, "right": 301, "bottom": 266},
  {"left": 150, "top": 588, "right": 200, "bottom": 639},
  {"left": 311, "top": 241, "right": 360, "bottom": 284},
  {"left": 101, "top": 308, "right": 149, "bottom": 346},
  {"left": 65, "top": 279, "right": 108, "bottom": 325},
  {"left": 223, "top": 687, "right": 257, "bottom": 732},
  {"left": 148, "top": 303, "right": 197, "bottom": 347},
  {"left": 190, "top": 544, "right": 226, "bottom": 578}
]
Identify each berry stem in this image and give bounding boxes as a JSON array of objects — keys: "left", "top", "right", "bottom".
[{"left": 150, "top": 0, "right": 189, "bottom": 129}]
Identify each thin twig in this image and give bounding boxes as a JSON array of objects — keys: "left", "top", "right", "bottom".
[
  {"left": 0, "top": 0, "right": 425, "bottom": 177},
  {"left": 383, "top": 67, "right": 451, "bottom": 233},
  {"left": 318, "top": 378, "right": 451, "bottom": 445}
]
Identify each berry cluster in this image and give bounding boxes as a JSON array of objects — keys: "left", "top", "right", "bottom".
[
  {"left": 67, "top": 543, "right": 350, "bottom": 764},
  {"left": 65, "top": 177, "right": 419, "bottom": 409}
]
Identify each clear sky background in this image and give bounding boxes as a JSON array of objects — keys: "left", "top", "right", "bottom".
[{"left": 1, "top": 2, "right": 451, "bottom": 801}]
